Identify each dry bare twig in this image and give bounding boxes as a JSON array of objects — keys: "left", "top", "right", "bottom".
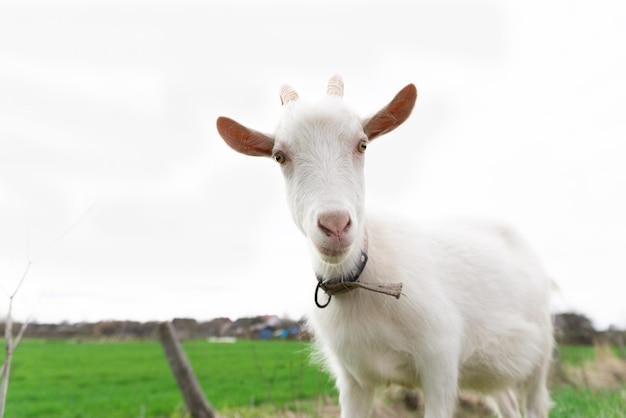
[{"left": 0, "top": 200, "right": 96, "bottom": 418}]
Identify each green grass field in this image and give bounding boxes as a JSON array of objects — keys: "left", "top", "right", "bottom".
[
  {"left": 3, "top": 339, "right": 336, "bottom": 418},
  {"left": 549, "top": 345, "right": 626, "bottom": 418},
  {"left": 2, "top": 339, "right": 625, "bottom": 417}
]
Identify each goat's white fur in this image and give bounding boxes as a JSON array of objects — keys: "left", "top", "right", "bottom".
[{"left": 216, "top": 76, "right": 553, "bottom": 418}]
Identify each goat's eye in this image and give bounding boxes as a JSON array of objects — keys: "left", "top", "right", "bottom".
[
  {"left": 357, "top": 140, "right": 368, "bottom": 153},
  {"left": 273, "top": 151, "right": 286, "bottom": 164}
]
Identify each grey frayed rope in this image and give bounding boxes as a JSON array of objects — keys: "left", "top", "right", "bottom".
[{"left": 314, "top": 250, "right": 403, "bottom": 308}]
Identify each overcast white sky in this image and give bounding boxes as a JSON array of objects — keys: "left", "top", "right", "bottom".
[{"left": 1, "top": 0, "right": 625, "bottom": 329}]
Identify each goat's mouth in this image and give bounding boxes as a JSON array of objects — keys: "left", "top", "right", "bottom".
[{"left": 314, "top": 242, "right": 350, "bottom": 259}]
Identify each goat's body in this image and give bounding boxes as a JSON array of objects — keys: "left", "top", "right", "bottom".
[
  {"left": 217, "top": 76, "right": 553, "bottom": 418},
  {"left": 309, "top": 216, "right": 553, "bottom": 418}
]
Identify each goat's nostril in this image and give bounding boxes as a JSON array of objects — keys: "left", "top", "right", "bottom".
[
  {"left": 318, "top": 211, "right": 351, "bottom": 237},
  {"left": 318, "top": 221, "right": 332, "bottom": 236}
]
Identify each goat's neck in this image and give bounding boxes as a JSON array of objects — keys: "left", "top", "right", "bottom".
[{"left": 312, "top": 225, "right": 404, "bottom": 304}]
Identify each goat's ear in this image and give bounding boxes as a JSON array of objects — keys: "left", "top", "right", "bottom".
[
  {"left": 363, "top": 84, "right": 417, "bottom": 141},
  {"left": 216, "top": 117, "right": 274, "bottom": 157}
]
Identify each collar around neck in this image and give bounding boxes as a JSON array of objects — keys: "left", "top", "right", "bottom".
[{"left": 313, "top": 234, "right": 402, "bottom": 308}]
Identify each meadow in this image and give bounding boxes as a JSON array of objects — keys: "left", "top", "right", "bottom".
[
  {"left": 3, "top": 339, "right": 336, "bottom": 417},
  {"left": 2, "top": 339, "right": 625, "bottom": 417}
]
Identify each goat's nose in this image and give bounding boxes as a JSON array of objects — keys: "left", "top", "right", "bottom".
[{"left": 318, "top": 211, "right": 351, "bottom": 238}]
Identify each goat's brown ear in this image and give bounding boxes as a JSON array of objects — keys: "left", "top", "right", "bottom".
[
  {"left": 363, "top": 84, "right": 417, "bottom": 141},
  {"left": 216, "top": 117, "right": 274, "bottom": 157}
]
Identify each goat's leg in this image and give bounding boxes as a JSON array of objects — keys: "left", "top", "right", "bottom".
[
  {"left": 520, "top": 335, "right": 553, "bottom": 418},
  {"left": 522, "top": 361, "right": 552, "bottom": 418},
  {"left": 491, "top": 389, "right": 521, "bottom": 418},
  {"left": 336, "top": 371, "right": 374, "bottom": 418},
  {"left": 421, "top": 357, "right": 459, "bottom": 418}
]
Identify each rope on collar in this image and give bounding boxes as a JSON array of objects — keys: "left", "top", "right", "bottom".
[{"left": 314, "top": 250, "right": 403, "bottom": 308}]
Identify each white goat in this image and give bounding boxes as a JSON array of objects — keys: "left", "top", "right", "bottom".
[{"left": 216, "top": 75, "right": 553, "bottom": 418}]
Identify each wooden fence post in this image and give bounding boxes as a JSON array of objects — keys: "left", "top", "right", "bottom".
[{"left": 158, "top": 321, "right": 217, "bottom": 418}]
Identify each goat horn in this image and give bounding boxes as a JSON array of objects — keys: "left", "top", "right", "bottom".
[
  {"left": 280, "top": 85, "right": 299, "bottom": 105},
  {"left": 327, "top": 75, "right": 344, "bottom": 97}
]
